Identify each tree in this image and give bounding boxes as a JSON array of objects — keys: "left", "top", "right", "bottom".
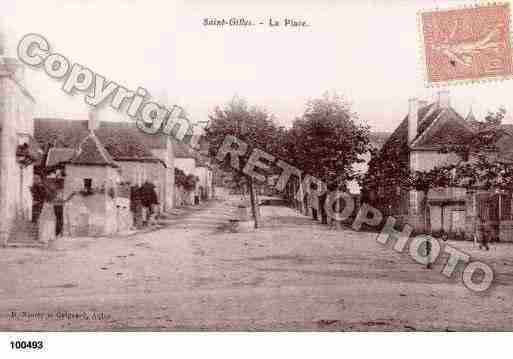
[
  {"left": 484, "top": 107, "right": 506, "bottom": 126},
  {"left": 204, "top": 96, "right": 282, "bottom": 228},
  {"left": 288, "top": 92, "right": 370, "bottom": 223}
]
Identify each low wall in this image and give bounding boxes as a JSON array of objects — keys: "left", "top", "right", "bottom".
[{"left": 64, "top": 193, "right": 131, "bottom": 237}]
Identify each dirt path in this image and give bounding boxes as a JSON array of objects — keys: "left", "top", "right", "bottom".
[{"left": 1, "top": 198, "right": 512, "bottom": 331}]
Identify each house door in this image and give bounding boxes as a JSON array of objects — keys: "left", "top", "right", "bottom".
[{"left": 430, "top": 205, "right": 442, "bottom": 232}]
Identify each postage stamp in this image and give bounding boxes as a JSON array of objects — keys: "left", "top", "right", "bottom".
[{"left": 420, "top": 3, "right": 513, "bottom": 85}]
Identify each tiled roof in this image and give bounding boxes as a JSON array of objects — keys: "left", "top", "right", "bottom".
[
  {"left": 34, "top": 118, "right": 89, "bottom": 148},
  {"left": 70, "top": 132, "right": 117, "bottom": 167},
  {"left": 34, "top": 118, "right": 209, "bottom": 166},
  {"left": 95, "top": 125, "right": 155, "bottom": 159},
  {"left": 34, "top": 118, "right": 163, "bottom": 161},
  {"left": 46, "top": 148, "right": 76, "bottom": 167},
  {"left": 377, "top": 102, "right": 513, "bottom": 166},
  {"left": 97, "top": 121, "right": 167, "bottom": 149},
  {"left": 412, "top": 107, "right": 475, "bottom": 148},
  {"left": 379, "top": 104, "right": 461, "bottom": 156}
]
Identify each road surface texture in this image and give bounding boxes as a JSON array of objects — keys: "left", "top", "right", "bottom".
[{"left": 1, "top": 196, "right": 512, "bottom": 331}]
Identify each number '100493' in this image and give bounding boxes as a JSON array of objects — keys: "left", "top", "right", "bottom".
[{"left": 10, "top": 341, "right": 43, "bottom": 349}]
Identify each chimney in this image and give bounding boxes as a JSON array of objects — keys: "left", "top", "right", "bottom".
[
  {"left": 408, "top": 98, "right": 419, "bottom": 144},
  {"left": 437, "top": 90, "right": 450, "bottom": 109},
  {"left": 88, "top": 108, "right": 99, "bottom": 131}
]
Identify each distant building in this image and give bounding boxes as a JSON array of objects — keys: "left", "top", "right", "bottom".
[{"left": 173, "top": 136, "right": 213, "bottom": 204}]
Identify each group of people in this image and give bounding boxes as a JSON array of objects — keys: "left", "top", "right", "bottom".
[{"left": 130, "top": 181, "right": 159, "bottom": 228}]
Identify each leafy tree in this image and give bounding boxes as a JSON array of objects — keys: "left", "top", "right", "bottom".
[
  {"left": 204, "top": 96, "right": 282, "bottom": 228},
  {"left": 484, "top": 107, "right": 506, "bottom": 126},
  {"left": 288, "top": 92, "right": 370, "bottom": 223}
]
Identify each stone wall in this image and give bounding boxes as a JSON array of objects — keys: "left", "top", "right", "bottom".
[
  {"left": 62, "top": 164, "right": 130, "bottom": 237},
  {"left": 0, "top": 57, "right": 35, "bottom": 244},
  {"left": 64, "top": 165, "right": 120, "bottom": 198},
  {"left": 64, "top": 193, "right": 131, "bottom": 237},
  {"left": 152, "top": 141, "right": 175, "bottom": 211}
]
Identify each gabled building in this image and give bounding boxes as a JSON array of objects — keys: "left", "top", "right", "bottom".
[
  {"left": 364, "top": 90, "right": 513, "bottom": 240},
  {"left": 34, "top": 113, "right": 174, "bottom": 212},
  {"left": 63, "top": 131, "right": 127, "bottom": 236}
]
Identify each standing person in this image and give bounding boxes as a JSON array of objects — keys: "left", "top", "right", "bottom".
[
  {"left": 53, "top": 185, "right": 75, "bottom": 237},
  {"left": 478, "top": 222, "right": 490, "bottom": 251},
  {"left": 140, "top": 181, "right": 159, "bottom": 225},
  {"left": 130, "top": 185, "right": 142, "bottom": 228}
]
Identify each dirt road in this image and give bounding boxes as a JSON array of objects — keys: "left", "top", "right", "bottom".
[{"left": 1, "top": 197, "right": 512, "bottom": 331}]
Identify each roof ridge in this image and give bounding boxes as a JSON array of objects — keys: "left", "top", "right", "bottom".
[
  {"left": 410, "top": 108, "right": 446, "bottom": 148},
  {"left": 91, "top": 130, "right": 115, "bottom": 164},
  {"left": 70, "top": 131, "right": 116, "bottom": 166}
]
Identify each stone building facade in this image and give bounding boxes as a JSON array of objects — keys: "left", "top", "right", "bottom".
[
  {"left": 0, "top": 54, "right": 38, "bottom": 245},
  {"left": 34, "top": 115, "right": 170, "bottom": 237}
]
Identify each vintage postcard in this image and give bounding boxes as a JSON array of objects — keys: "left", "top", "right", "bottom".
[{"left": 1, "top": 0, "right": 513, "bottom": 353}]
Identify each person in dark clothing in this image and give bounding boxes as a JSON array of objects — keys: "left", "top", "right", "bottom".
[
  {"left": 53, "top": 189, "right": 76, "bottom": 236},
  {"left": 54, "top": 205, "right": 63, "bottom": 236},
  {"left": 140, "top": 182, "right": 159, "bottom": 224},
  {"left": 130, "top": 185, "right": 143, "bottom": 228},
  {"left": 478, "top": 223, "right": 490, "bottom": 251}
]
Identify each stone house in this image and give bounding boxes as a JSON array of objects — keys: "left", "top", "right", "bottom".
[
  {"left": 363, "top": 90, "right": 513, "bottom": 241},
  {"left": 62, "top": 132, "right": 130, "bottom": 236},
  {"left": 34, "top": 114, "right": 173, "bottom": 209},
  {"left": 33, "top": 114, "right": 172, "bottom": 236},
  {"left": 0, "top": 53, "right": 41, "bottom": 245},
  {"left": 96, "top": 120, "right": 175, "bottom": 211}
]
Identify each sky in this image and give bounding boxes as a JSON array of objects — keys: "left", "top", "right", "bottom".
[{"left": 2, "top": 0, "right": 513, "bottom": 132}]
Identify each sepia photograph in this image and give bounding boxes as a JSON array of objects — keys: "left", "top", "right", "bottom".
[{"left": 1, "top": 0, "right": 513, "bottom": 355}]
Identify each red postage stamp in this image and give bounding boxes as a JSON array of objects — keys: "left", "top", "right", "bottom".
[{"left": 421, "top": 3, "right": 513, "bottom": 85}]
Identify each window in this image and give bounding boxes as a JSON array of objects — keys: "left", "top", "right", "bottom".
[{"left": 84, "top": 178, "right": 92, "bottom": 192}]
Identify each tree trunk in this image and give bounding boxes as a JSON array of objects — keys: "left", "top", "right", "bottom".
[
  {"left": 422, "top": 190, "right": 431, "bottom": 269},
  {"left": 312, "top": 195, "right": 318, "bottom": 220},
  {"left": 248, "top": 176, "right": 259, "bottom": 229},
  {"left": 320, "top": 193, "right": 328, "bottom": 224}
]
